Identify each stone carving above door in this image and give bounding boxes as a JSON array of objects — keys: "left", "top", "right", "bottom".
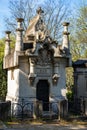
[{"left": 37, "top": 44, "right": 54, "bottom": 65}]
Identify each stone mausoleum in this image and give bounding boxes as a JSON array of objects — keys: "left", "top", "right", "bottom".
[
  {"left": 3, "top": 8, "right": 71, "bottom": 118},
  {"left": 73, "top": 59, "right": 87, "bottom": 115}
]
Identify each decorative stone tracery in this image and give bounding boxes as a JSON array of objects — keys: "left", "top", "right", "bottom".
[{"left": 37, "top": 48, "right": 53, "bottom": 65}]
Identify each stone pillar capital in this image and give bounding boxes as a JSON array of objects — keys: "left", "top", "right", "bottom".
[
  {"left": 62, "top": 22, "right": 70, "bottom": 53},
  {"left": 5, "top": 31, "right": 11, "bottom": 42},
  {"left": 63, "top": 22, "right": 70, "bottom": 33},
  {"left": 63, "top": 22, "right": 70, "bottom": 26},
  {"left": 16, "top": 18, "right": 24, "bottom": 31},
  {"left": 16, "top": 18, "right": 24, "bottom": 22},
  {"left": 5, "top": 31, "right": 11, "bottom": 34}
]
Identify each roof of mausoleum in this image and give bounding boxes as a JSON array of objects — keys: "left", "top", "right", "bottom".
[
  {"left": 24, "top": 7, "right": 47, "bottom": 43},
  {"left": 73, "top": 59, "right": 87, "bottom": 68},
  {"left": 3, "top": 7, "right": 71, "bottom": 69}
]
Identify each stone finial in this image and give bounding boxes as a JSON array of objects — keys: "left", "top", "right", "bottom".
[
  {"left": 16, "top": 18, "right": 24, "bottom": 30},
  {"left": 36, "top": 7, "right": 44, "bottom": 15},
  {"left": 63, "top": 22, "right": 70, "bottom": 26},
  {"left": 5, "top": 31, "right": 11, "bottom": 56},
  {"left": 62, "top": 22, "right": 70, "bottom": 53},
  {"left": 15, "top": 18, "right": 24, "bottom": 51},
  {"left": 16, "top": 18, "right": 24, "bottom": 22},
  {"left": 5, "top": 31, "right": 11, "bottom": 34},
  {"left": 5, "top": 31, "right": 11, "bottom": 40},
  {"left": 63, "top": 22, "right": 70, "bottom": 33}
]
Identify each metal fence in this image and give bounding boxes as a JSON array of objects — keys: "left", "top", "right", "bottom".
[
  {"left": 11, "top": 98, "right": 67, "bottom": 120},
  {"left": 12, "top": 99, "right": 33, "bottom": 120},
  {"left": 36, "top": 101, "right": 59, "bottom": 119}
]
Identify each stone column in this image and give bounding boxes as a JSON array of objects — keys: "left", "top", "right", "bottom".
[
  {"left": 5, "top": 31, "right": 11, "bottom": 56},
  {"left": 28, "top": 58, "right": 36, "bottom": 85},
  {"left": 62, "top": 22, "right": 70, "bottom": 52},
  {"left": 54, "top": 62, "right": 59, "bottom": 74},
  {"left": 15, "top": 18, "right": 24, "bottom": 51},
  {"left": 29, "top": 58, "right": 35, "bottom": 74},
  {"left": 52, "top": 61, "right": 60, "bottom": 83}
]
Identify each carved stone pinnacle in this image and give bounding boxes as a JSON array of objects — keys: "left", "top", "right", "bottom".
[{"left": 36, "top": 7, "right": 44, "bottom": 15}]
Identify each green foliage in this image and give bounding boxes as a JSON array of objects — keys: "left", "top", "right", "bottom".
[
  {"left": 70, "top": 5, "right": 87, "bottom": 61},
  {"left": 76, "top": 6, "right": 87, "bottom": 44},
  {"left": 0, "top": 60, "right": 7, "bottom": 100},
  {"left": 0, "top": 38, "right": 6, "bottom": 100},
  {"left": 66, "top": 90, "right": 73, "bottom": 101},
  {"left": 66, "top": 4, "right": 87, "bottom": 98},
  {"left": 84, "top": 50, "right": 87, "bottom": 57},
  {"left": 0, "top": 38, "right": 5, "bottom": 58},
  {"left": 70, "top": 36, "right": 85, "bottom": 61},
  {"left": 66, "top": 67, "right": 74, "bottom": 90}
]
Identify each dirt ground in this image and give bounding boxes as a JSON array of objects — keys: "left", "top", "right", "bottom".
[
  {"left": 0, "top": 118, "right": 87, "bottom": 130},
  {"left": 0, "top": 123, "right": 87, "bottom": 130}
]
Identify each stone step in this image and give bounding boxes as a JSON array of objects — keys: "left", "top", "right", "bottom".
[{"left": 41, "top": 111, "right": 57, "bottom": 119}]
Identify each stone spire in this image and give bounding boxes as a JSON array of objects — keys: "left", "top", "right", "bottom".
[
  {"left": 15, "top": 18, "right": 24, "bottom": 51},
  {"left": 62, "top": 22, "right": 70, "bottom": 53},
  {"left": 4, "top": 31, "right": 11, "bottom": 56}
]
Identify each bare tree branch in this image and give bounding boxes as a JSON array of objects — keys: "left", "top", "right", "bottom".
[{"left": 4, "top": 0, "right": 71, "bottom": 43}]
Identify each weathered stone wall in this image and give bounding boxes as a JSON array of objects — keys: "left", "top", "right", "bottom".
[{"left": 76, "top": 68, "right": 87, "bottom": 97}]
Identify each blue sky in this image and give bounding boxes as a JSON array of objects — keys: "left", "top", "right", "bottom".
[
  {"left": 0, "top": 0, "right": 86, "bottom": 38},
  {"left": 0, "top": 0, "right": 11, "bottom": 38}
]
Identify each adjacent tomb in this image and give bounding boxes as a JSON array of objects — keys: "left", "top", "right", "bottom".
[{"left": 73, "top": 59, "right": 87, "bottom": 115}]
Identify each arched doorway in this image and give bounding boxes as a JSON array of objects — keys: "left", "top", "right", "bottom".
[{"left": 36, "top": 80, "right": 49, "bottom": 111}]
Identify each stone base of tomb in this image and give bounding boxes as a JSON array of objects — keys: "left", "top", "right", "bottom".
[{"left": 6, "top": 95, "right": 68, "bottom": 120}]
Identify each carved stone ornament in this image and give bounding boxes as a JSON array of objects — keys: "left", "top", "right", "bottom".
[
  {"left": 25, "top": 43, "right": 36, "bottom": 55},
  {"left": 52, "top": 74, "right": 60, "bottom": 84},
  {"left": 35, "top": 17, "right": 47, "bottom": 41},
  {"left": 36, "top": 18, "right": 45, "bottom": 32},
  {"left": 25, "top": 49, "right": 33, "bottom": 55},
  {"left": 30, "top": 58, "right": 37, "bottom": 64},
  {"left": 37, "top": 47, "right": 53, "bottom": 65},
  {"left": 38, "top": 31, "right": 46, "bottom": 41},
  {"left": 44, "top": 36, "right": 52, "bottom": 44},
  {"left": 28, "top": 73, "right": 36, "bottom": 85},
  {"left": 36, "top": 7, "right": 44, "bottom": 15}
]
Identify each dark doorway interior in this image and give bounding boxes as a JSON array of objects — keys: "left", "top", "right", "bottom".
[{"left": 36, "top": 80, "right": 49, "bottom": 111}]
